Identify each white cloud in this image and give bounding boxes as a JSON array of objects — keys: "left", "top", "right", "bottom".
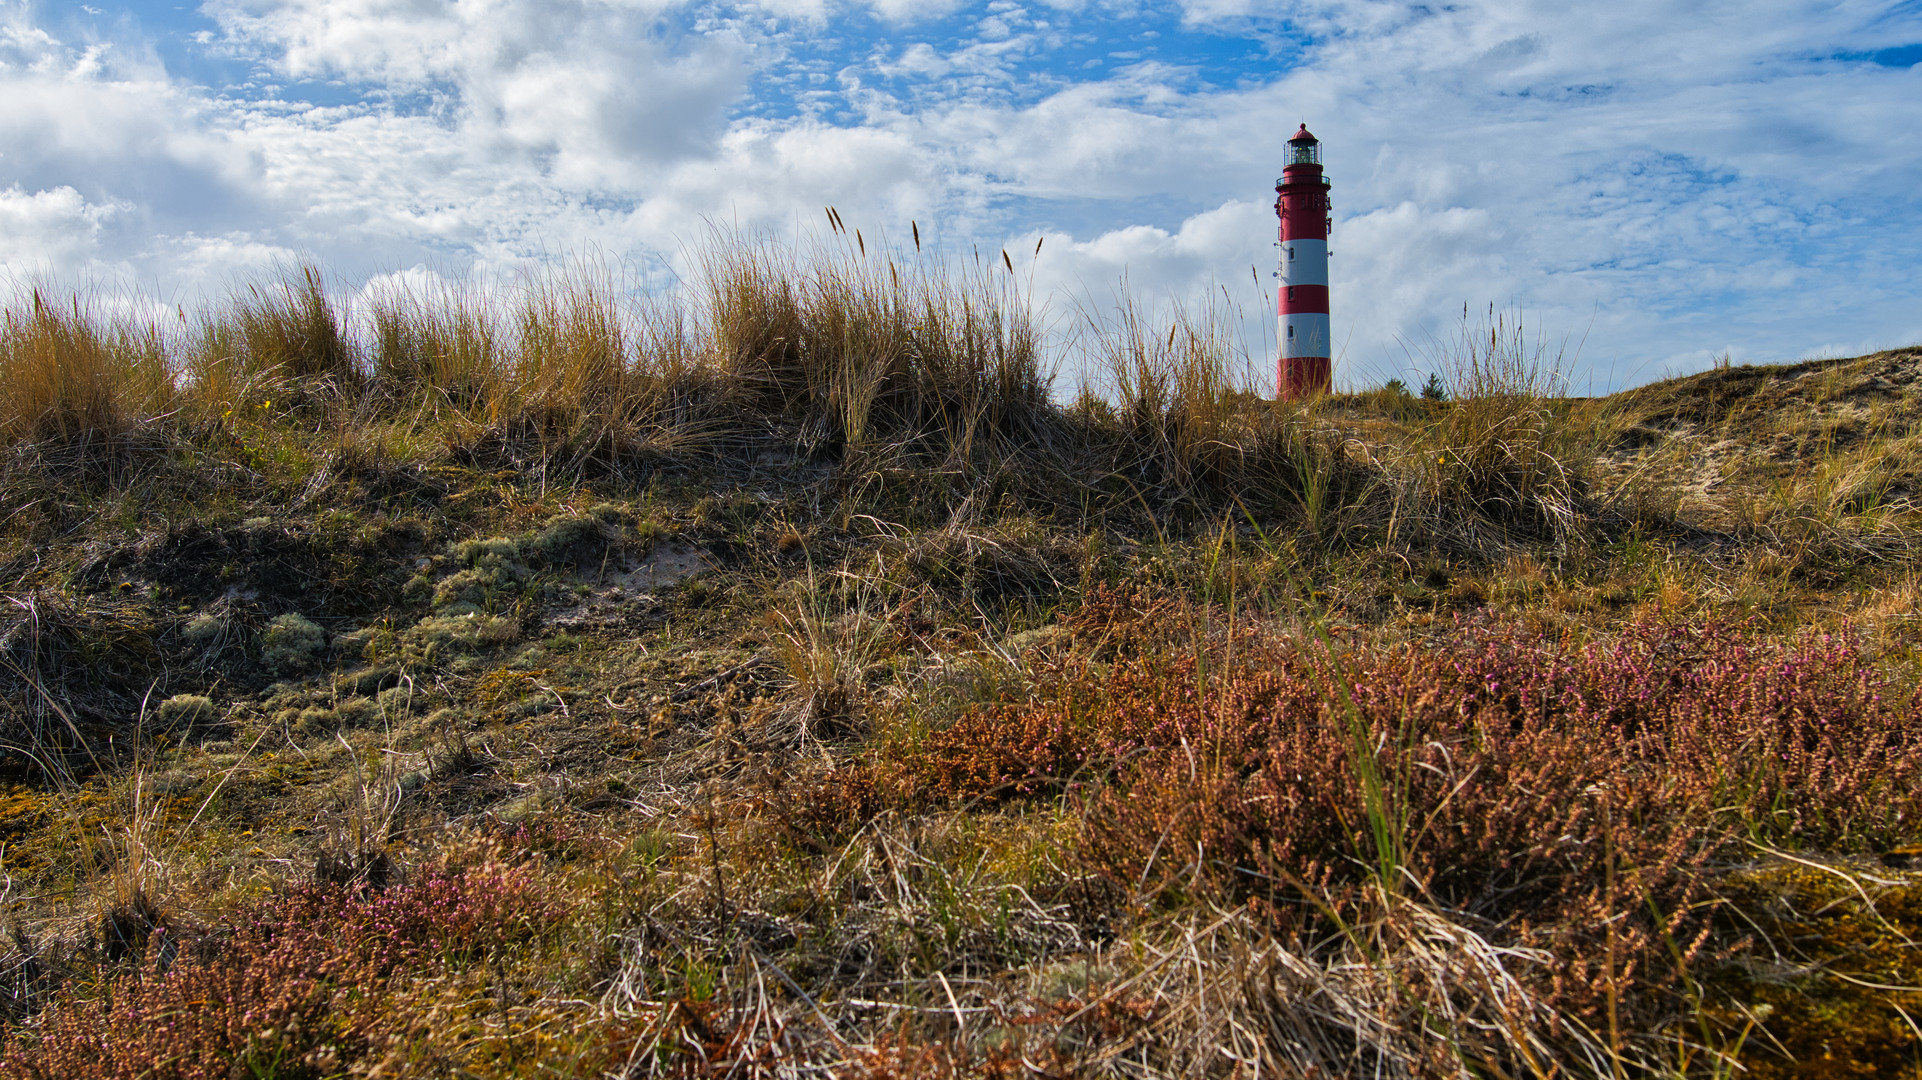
[
  {"left": 0, "top": 184, "right": 127, "bottom": 272},
  {"left": 206, "top": 0, "right": 749, "bottom": 186},
  {"left": 865, "top": 0, "right": 967, "bottom": 22},
  {"left": 931, "top": 0, "right": 1922, "bottom": 387},
  {"left": 0, "top": 0, "right": 1916, "bottom": 391}
]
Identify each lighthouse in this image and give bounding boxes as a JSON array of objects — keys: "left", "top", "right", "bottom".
[{"left": 1276, "top": 125, "right": 1331, "bottom": 398}]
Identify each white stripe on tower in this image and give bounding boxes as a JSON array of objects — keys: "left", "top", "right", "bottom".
[
  {"left": 1284, "top": 313, "right": 1331, "bottom": 359},
  {"left": 1281, "top": 240, "right": 1329, "bottom": 288}
]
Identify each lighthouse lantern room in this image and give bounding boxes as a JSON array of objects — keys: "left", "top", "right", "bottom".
[{"left": 1276, "top": 125, "right": 1332, "bottom": 398}]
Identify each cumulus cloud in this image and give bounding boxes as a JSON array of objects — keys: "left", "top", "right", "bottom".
[
  {"left": 1020, "top": 0, "right": 1922, "bottom": 386},
  {"left": 0, "top": 185, "right": 129, "bottom": 273},
  {"left": 0, "top": 5, "right": 260, "bottom": 255},
  {"left": 0, "top": 0, "right": 1916, "bottom": 389},
  {"left": 206, "top": 0, "right": 749, "bottom": 186}
]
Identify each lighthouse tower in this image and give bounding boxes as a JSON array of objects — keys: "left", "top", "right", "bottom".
[{"left": 1276, "top": 125, "right": 1332, "bottom": 398}]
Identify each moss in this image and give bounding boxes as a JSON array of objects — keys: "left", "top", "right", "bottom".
[
  {"left": 1705, "top": 864, "right": 1922, "bottom": 1079},
  {"left": 153, "top": 694, "right": 218, "bottom": 730},
  {"left": 528, "top": 513, "right": 613, "bottom": 566},
  {"left": 400, "top": 612, "right": 519, "bottom": 665},
  {"left": 261, "top": 613, "right": 326, "bottom": 674}
]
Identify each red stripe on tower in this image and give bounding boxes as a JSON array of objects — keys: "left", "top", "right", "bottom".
[{"left": 1276, "top": 124, "right": 1332, "bottom": 398}]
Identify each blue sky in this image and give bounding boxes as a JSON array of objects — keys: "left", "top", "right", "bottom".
[{"left": 2, "top": 0, "right": 1919, "bottom": 393}]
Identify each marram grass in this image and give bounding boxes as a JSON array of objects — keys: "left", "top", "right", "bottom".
[{"left": 0, "top": 234, "right": 1919, "bottom": 1078}]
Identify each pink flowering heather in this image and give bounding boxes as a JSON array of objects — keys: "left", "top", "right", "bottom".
[{"left": 0, "top": 859, "right": 564, "bottom": 1080}]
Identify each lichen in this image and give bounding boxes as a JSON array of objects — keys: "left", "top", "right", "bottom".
[
  {"left": 527, "top": 513, "right": 611, "bottom": 565},
  {"left": 375, "top": 684, "right": 416, "bottom": 718},
  {"left": 183, "top": 614, "right": 223, "bottom": 645},
  {"left": 153, "top": 694, "right": 218, "bottom": 730},
  {"left": 400, "top": 612, "right": 519, "bottom": 666},
  {"left": 261, "top": 613, "right": 326, "bottom": 674},
  {"left": 296, "top": 696, "right": 377, "bottom": 736}
]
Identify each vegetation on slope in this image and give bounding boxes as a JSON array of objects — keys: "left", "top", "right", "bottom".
[{"left": 0, "top": 233, "right": 1919, "bottom": 1077}]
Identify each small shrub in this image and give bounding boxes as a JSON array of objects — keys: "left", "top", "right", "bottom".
[
  {"left": 798, "top": 609, "right": 1922, "bottom": 1024},
  {"left": 0, "top": 860, "right": 565, "bottom": 1078}
]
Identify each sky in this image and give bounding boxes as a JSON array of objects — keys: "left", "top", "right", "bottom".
[{"left": 2, "top": 0, "right": 1919, "bottom": 393}]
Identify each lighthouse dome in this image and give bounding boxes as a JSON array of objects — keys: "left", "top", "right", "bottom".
[{"left": 1286, "top": 124, "right": 1321, "bottom": 166}]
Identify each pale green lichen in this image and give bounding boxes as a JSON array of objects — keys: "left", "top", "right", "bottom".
[
  {"left": 153, "top": 694, "right": 219, "bottom": 730},
  {"left": 262, "top": 613, "right": 327, "bottom": 674},
  {"left": 401, "top": 612, "right": 519, "bottom": 666},
  {"left": 453, "top": 537, "right": 521, "bottom": 568},
  {"left": 429, "top": 537, "right": 530, "bottom": 614},
  {"left": 375, "top": 684, "right": 416, "bottom": 717},
  {"left": 295, "top": 695, "right": 378, "bottom": 736},
  {"left": 331, "top": 625, "right": 383, "bottom": 663},
  {"left": 528, "top": 513, "right": 611, "bottom": 564},
  {"left": 183, "top": 614, "right": 224, "bottom": 645}
]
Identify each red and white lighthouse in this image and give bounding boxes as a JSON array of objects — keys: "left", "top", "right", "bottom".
[{"left": 1276, "top": 125, "right": 1332, "bottom": 398}]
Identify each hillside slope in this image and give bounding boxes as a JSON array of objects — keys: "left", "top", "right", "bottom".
[{"left": 1, "top": 265, "right": 1919, "bottom": 1077}]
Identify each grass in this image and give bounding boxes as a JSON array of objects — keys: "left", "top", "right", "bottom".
[
  {"left": 0, "top": 234, "right": 1919, "bottom": 1076},
  {"left": 0, "top": 290, "right": 173, "bottom": 451}
]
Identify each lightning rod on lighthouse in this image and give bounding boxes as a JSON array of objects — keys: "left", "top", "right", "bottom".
[{"left": 1276, "top": 125, "right": 1331, "bottom": 398}]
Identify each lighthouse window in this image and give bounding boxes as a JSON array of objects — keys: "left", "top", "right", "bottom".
[
  {"left": 1287, "top": 246, "right": 1295, "bottom": 261},
  {"left": 1287, "top": 324, "right": 1295, "bottom": 339}
]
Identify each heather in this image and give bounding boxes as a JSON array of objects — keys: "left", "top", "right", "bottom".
[
  {"left": 0, "top": 244, "right": 1920, "bottom": 1076},
  {"left": 0, "top": 853, "right": 559, "bottom": 1079},
  {"left": 802, "top": 606, "right": 1920, "bottom": 1030}
]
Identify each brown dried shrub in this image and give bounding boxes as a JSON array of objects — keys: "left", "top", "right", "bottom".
[
  {"left": 795, "top": 604, "right": 1922, "bottom": 1026},
  {"left": 0, "top": 858, "right": 561, "bottom": 1079}
]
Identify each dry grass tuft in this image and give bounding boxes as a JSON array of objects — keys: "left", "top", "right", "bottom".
[
  {"left": 0, "top": 291, "right": 173, "bottom": 449},
  {"left": 1387, "top": 309, "right": 1591, "bottom": 552},
  {"left": 703, "top": 225, "right": 1049, "bottom": 462},
  {"left": 230, "top": 264, "right": 355, "bottom": 386}
]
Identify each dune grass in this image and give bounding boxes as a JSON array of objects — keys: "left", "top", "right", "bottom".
[{"left": 0, "top": 234, "right": 1920, "bottom": 1077}]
